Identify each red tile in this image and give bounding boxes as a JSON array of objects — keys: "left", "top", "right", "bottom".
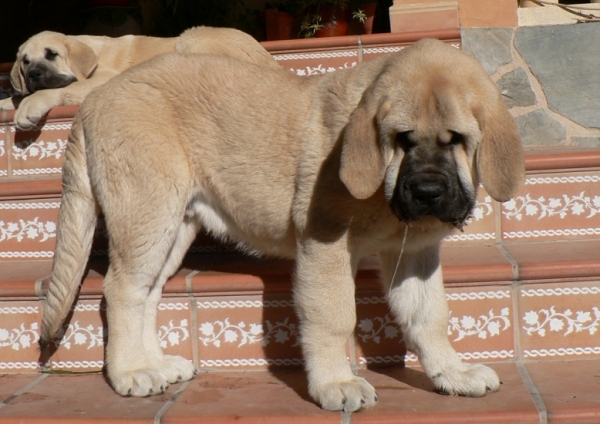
[
  {"left": 0, "top": 198, "right": 60, "bottom": 261},
  {"left": 525, "top": 360, "right": 600, "bottom": 423},
  {"left": 0, "top": 374, "right": 43, "bottom": 403},
  {"left": 0, "top": 373, "right": 172, "bottom": 422},
  {"left": 504, "top": 239, "right": 600, "bottom": 281},
  {"left": 444, "top": 188, "right": 498, "bottom": 245},
  {"left": 518, "top": 281, "right": 600, "bottom": 361},
  {"left": 501, "top": 171, "right": 600, "bottom": 242},
  {"left": 352, "top": 364, "right": 540, "bottom": 423},
  {"left": 0, "top": 260, "right": 52, "bottom": 298},
  {"left": 196, "top": 294, "right": 303, "bottom": 370},
  {"left": 273, "top": 48, "right": 359, "bottom": 76},
  {"left": 163, "top": 370, "right": 340, "bottom": 423},
  {"left": 9, "top": 121, "right": 70, "bottom": 179},
  {"left": 0, "top": 300, "right": 43, "bottom": 373},
  {"left": 441, "top": 244, "right": 514, "bottom": 284}
]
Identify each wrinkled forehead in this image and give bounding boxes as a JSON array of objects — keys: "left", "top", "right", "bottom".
[
  {"left": 19, "top": 33, "right": 66, "bottom": 59},
  {"left": 380, "top": 73, "right": 481, "bottom": 139}
]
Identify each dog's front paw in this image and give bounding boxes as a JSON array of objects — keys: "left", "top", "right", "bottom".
[
  {"left": 13, "top": 98, "right": 50, "bottom": 130},
  {"left": 160, "top": 355, "right": 197, "bottom": 384},
  {"left": 110, "top": 368, "right": 170, "bottom": 397},
  {"left": 431, "top": 363, "right": 500, "bottom": 397},
  {"left": 311, "top": 376, "right": 378, "bottom": 412}
]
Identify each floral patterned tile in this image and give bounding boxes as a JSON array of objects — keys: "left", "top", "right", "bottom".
[
  {"left": 0, "top": 124, "right": 8, "bottom": 178},
  {"left": 272, "top": 48, "right": 359, "bottom": 77},
  {"left": 49, "top": 299, "right": 105, "bottom": 372},
  {"left": 0, "top": 300, "right": 43, "bottom": 373},
  {"left": 518, "top": 280, "right": 600, "bottom": 361},
  {"left": 501, "top": 171, "right": 600, "bottom": 242},
  {"left": 443, "top": 188, "right": 497, "bottom": 244},
  {"left": 196, "top": 294, "right": 303, "bottom": 370},
  {"left": 0, "top": 198, "right": 59, "bottom": 261},
  {"left": 355, "top": 286, "right": 515, "bottom": 368},
  {"left": 48, "top": 297, "right": 195, "bottom": 372},
  {"left": 9, "top": 121, "right": 70, "bottom": 179}
]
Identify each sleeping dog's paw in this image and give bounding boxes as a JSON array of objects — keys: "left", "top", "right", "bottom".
[
  {"left": 431, "top": 363, "right": 500, "bottom": 397},
  {"left": 311, "top": 376, "right": 379, "bottom": 412}
]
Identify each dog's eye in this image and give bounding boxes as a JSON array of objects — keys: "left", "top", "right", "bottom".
[
  {"left": 45, "top": 49, "right": 59, "bottom": 60},
  {"left": 22, "top": 56, "right": 30, "bottom": 65},
  {"left": 449, "top": 131, "right": 464, "bottom": 146},
  {"left": 396, "top": 131, "right": 415, "bottom": 151}
]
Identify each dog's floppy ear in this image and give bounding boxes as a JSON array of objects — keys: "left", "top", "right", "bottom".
[
  {"left": 10, "top": 60, "right": 27, "bottom": 95},
  {"left": 65, "top": 37, "right": 98, "bottom": 80},
  {"left": 476, "top": 100, "right": 525, "bottom": 202},
  {"left": 340, "top": 97, "right": 391, "bottom": 200}
]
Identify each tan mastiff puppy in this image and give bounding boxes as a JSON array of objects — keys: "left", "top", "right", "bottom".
[
  {"left": 41, "top": 39, "right": 525, "bottom": 411},
  {"left": 0, "top": 26, "right": 277, "bottom": 129}
]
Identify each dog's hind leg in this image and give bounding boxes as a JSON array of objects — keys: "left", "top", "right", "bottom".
[
  {"left": 141, "top": 219, "right": 200, "bottom": 385},
  {"left": 101, "top": 187, "right": 192, "bottom": 397},
  {"left": 381, "top": 246, "right": 501, "bottom": 397}
]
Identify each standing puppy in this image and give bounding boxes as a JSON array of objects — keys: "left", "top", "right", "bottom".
[{"left": 41, "top": 39, "right": 525, "bottom": 411}]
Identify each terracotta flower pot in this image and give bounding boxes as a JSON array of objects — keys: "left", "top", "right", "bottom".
[{"left": 314, "top": 6, "right": 350, "bottom": 38}]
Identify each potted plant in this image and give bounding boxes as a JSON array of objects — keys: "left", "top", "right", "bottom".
[{"left": 298, "top": 0, "right": 374, "bottom": 38}]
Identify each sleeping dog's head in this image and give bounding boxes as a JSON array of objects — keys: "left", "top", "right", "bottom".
[
  {"left": 340, "top": 39, "right": 525, "bottom": 230},
  {"left": 10, "top": 31, "right": 98, "bottom": 95}
]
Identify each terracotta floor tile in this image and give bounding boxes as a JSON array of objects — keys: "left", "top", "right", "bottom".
[
  {"left": 162, "top": 370, "right": 340, "bottom": 423},
  {"left": 525, "top": 360, "right": 600, "bottom": 423},
  {"left": 504, "top": 239, "right": 600, "bottom": 281},
  {"left": 0, "top": 374, "right": 42, "bottom": 403},
  {"left": 0, "top": 373, "right": 173, "bottom": 423},
  {"left": 440, "top": 244, "right": 514, "bottom": 284},
  {"left": 352, "top": 364, "right": 540, "bottom": 423},
  {"left": 0, "top": 260, "right": 52, "bottom": 298}
]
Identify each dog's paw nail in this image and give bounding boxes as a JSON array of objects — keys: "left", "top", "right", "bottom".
[
  {"left": 374, "top": 395, "right": 379, "bottom": 402},
  {"left": 342, "top": 399, "right": 346, "bottom": 405},
  {"left": 361, "top": 399, "right": 365, "bottom": 405},
  {"left": 486, "top": 386, "right": 491, "bottom": 392},
  {"left": 149, "top": 389, "right": 154, "bottom": 395},
  {"left": 126, "top": 388, "right": 132, "bottom": 397},
  {"left": 177, "top": 375, "right": 182, "bottom": 381}
]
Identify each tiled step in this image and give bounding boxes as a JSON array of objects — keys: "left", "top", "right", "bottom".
[
  {"left": 1, "top": 360, "right": 600, "bottom": 423},
  {"left": 1, "top": 28, "right": 600, "bottom": 422}
]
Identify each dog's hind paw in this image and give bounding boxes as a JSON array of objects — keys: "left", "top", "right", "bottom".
[
  {"left": 312, "top": 376, "right": 378, "bottom": 412},
  {"left": 431, "top": 363, "right": 500, "bottom": 397}
]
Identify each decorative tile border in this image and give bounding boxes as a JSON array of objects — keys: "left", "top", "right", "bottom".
[
  {"left": 0, "top": 199, "right": 59, "bottom": 260},
  {"left": 0, "top": 301, "right": 43, "bottom": 372},
  {"left": 197, "top": 295, "right": 303, "bottom": 370},
  {"left": 519, "top": 281, "right": 600, "bottom": 360},
  {"left": 355, "top": 288, "right": 515, "bottom": 367},
  {"left": 502, "top": 172, "right": 600, "bottom": 241},
  {"left": 9, "top": 122, "right": 70, "bottom": 177}
]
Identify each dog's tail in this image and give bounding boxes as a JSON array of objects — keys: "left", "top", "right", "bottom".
[{"left": 40, "top": 115, "right": 98, "bottom": 346}]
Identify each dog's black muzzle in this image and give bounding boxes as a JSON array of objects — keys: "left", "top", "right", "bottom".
[
  {"left": 27, "top": 63, "right": 77, "bottom": 93},
  {"left": 390, "top": 154, "right": 475, "bottom": 229}
]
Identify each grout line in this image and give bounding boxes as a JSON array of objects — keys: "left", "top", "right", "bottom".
[
  {"left": 497, "top": 244, "right": 520, "bottom": 281},
  {"left": 0, "top": 373, "right": 49, "bottom": 409},
  {"left": 511, "top": 282, "right": 523, "bottom": 362},
  {"left": 357, "top": 36, "right": 363, "bottom": 63},
  {"left": 189, "top": 296, "right": 199, "bottom": 369},
  {"left": 153, "top": 379, "right": 192, "bottom": 424},
  {"left": 516, "top": 362, "right": 548, "bottom": 424}
]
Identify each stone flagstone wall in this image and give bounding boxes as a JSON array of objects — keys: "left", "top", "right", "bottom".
[{"left": 461, "top": 23, "right": 600, "bottom": 148}]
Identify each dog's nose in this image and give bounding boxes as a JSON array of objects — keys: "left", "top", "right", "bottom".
[
  {"left": 410, "top": 179, "right": 445, "bottom": 202},
  {"left": 28, "top": 69, "right": 43, "bottom": 81}
]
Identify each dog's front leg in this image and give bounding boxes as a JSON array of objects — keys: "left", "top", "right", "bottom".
[
  {"left": 294, "top": 238, "right": 378, "bottom": 412},
  {"left": 381, "top": 246, "right": 501, "bottom": 397}
]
